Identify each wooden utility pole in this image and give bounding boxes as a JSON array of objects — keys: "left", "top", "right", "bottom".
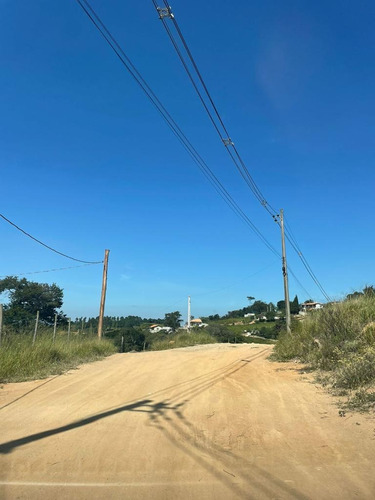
[
  {"left": 53, "top": 313, "right": 57, "bottom": 343},
  {"left": 32, "top": 310, "right": 40, "bottom": 345},
  {"left": 279, "top": 209, "right": 291, "bottom": 334},
  {"left": 0, "top": 304, "right": 3, "bottom": 347},
  {"left": 98, "top": 249, "right": 110, "bottom": 339}
]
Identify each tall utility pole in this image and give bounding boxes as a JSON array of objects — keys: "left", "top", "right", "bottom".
[
  {"left": 98, "top": 249, "right": 110, "bottom": 339},
  {"left": 187, "top": 296, "right": 191, "bottom": 330},
  {"left": 279, "top": 209, "right": 291, "bottom": 334}
]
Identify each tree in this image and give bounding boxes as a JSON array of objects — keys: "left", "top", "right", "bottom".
[
  {"left": 206, "top": 323, "right": 236, "bottom": 343},
  {"left": 277, "top": 300, "right": 285, "bottom": 312},
  {"left": 250, "top": 300, "right": 268, "bottom": 314},
  {"left": 265, "top": 310, "right": 276, "bottom": 321},
  {"left": 290, "top": 295, "right": 300, "bottom": 314},
  {"left": 164, "top": 311, "right": 182, "bottom": 331},
  {"left": 0, "top": 276, "right": 65, "bottom": 326}
]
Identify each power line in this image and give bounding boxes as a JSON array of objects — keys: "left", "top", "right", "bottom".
[
  {"left": 75, "top": 0, "right": 280, "bottom": 257},
  {"left": 0, "top": 262, "right": 101, "bottom": 279},
  {"left": 271, "top": 213, "right": 330, "bottom": 301},
  {"left": 287, "top": 266, "right": 314, "bottom": 299},
  {"left": 153, "top": 3, "right": 330, "bottom": 301},
  {"left": 0, "top": 213, "right": 103, "bottom": 264},
  {"left": 153, "top": 1, "right": 277, "bottom": 216},
  {"left": 76, "top": 1, "right": 319, "bottom": 301}
]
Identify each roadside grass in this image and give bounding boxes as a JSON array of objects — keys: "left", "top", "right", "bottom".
[
  {"left": 149, "top": 328, "right": 274, "bottom": 352},
  {"left": 272, "top": 295, "right": 375, "bottom": 411},
  {"left": 0, "top": 333, "right": 117, "bottom": 383},
  {"left": 150, "top": 330, "right": 217, "bottom": 351}
]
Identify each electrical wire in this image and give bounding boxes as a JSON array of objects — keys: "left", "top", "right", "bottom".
[
  {"left": 0, "top": 213, "right": 103, "bottom": 264},
  {"left": 76, "top": 0, "right": 320, "bottom": 302},
  {"left": 153, "top": 0, "right": 278, "bottom": 216},
  {"left": 153, "top": 2, "right": 330, "bottom": 301},
  {"left": 284, "top": 225, "right": 331, "bottom": 302},
  {"left": 287, "top": 266, "right": 314, "bottom": 299},
  {"left": 0, "top": 262, "right": 101, "bottom": 279},
  {"left": 75, "top": 0, "right": 280, "bottom": 257},
  {"left": 270, "top": 213, "right": 330, "bottom": 301}
]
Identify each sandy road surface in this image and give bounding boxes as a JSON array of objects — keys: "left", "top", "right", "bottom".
[{"left": 0, "top": 344, "right": 374, "bottom": 499}]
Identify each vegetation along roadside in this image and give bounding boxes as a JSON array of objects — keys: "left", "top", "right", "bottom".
[{"left": 272, "top": 287, "right": 375, "bottom": 412}]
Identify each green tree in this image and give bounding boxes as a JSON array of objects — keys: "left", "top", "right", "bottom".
[
  {"left": 105, "top": 327, "right": 145, "bottom": 352},
  {"left": 164, "top": 311, "right": 182, "bottom": 331},
  {"left": 290, "top": 295, "right": 300, "bottom": 314},
  {"left": 206, "top": 323, "right": 235, "bottom": 343},
  {"left": 250, "top": 300, "right": 268, "bottom": 314},
  {"left": 0, "top": 276, "right": 65, "bottom": 326},
  {"left": 265, "top": 310, "right": 276, "bottom": 321},
  {"left": 277, "top": 300, "right": 285, "bottom": 312}
]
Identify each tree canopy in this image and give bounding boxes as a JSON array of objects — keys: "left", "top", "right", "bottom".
[
  {"left": 164, "top": 311, "right": 182, "bottom": 331},
  {"left": 0, "top": 276, "right": 65, "bottom": 325}
]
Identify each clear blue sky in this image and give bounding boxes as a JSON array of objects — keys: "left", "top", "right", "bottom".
[{"left": 1, "top": 0, "right": 374, "bottom": 321}]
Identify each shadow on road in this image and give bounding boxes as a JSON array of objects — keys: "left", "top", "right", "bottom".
[{"left": 0, "top": 347, "right": 308, "bottom": 499}]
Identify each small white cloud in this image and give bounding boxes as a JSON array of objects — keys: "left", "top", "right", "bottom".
[{"left": 120, "top": 274, "right": 131, "bottom": 281}]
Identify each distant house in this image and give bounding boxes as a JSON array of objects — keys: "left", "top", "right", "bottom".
[
  {"left": 149, "top": 324, "right": 172, "bottom": 333},
  {"left": 190, "top": 318, "right": 208, "bottom": 328},
  {"left": 300, "top": 302, "right": 323, "bottom": 313},
  {"left": 244, "top": 313, "right": 255, "bottom": 318}
]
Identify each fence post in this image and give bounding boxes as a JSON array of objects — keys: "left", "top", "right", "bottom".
[
  {"left": 32, "top": 310, "right": 39, "bottom": 345},
  {"left": 53, "top": 313, "right": 57, "bottom": 343},
  {"left": 68, "top": 318, "right": 71, "bottom": 342},
  {"left": 0, "top": 304, "right": 3, "bottom": 347}
]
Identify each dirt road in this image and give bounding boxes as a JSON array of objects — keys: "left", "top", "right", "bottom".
[{"left": 1, "top": 344, "right": 374, "bottom": 499}]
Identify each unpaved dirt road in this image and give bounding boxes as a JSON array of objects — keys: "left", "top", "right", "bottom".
[{"left": 1, "top": 344, "right": 375, "bottom": 499}]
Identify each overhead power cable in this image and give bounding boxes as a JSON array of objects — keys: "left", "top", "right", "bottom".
[
  {"left": 76, "top": 0, "right": 317, "bottom": 300},
  {"left": 0, "top": 262, "right": 101, "bottom": 279},
  {"left": 153, "top": 2, "right": 330, "bottom": 301},
  {"left": 75, "top": 0, "right": 280, "bottom": 257},
  {"left": 0, "top": 213, "right": 103, "bottom": 264},
  {"left": 152, "top": 0, "right": 277, "bottom": 217},
  {"left": 283, "top": 217, "right": 331, "bottom": 301}
]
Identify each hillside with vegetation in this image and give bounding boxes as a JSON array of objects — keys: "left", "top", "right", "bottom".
[{"left": 273, "top": 286, "right": 375, "bottom": 411}]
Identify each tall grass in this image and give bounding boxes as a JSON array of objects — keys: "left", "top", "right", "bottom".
[
  {"left": 273, "top": 295, "right": 375, "bottom": 410},
  {"left": 150, "top": 331, "right": 217, "bottom": 351},
  {"left": 0, "top": 333, "right": 117, "bottom": 383}
]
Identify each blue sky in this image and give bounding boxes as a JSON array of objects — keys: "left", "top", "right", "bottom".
[{"left": 1, "top": 0, "right": 374, "bottom": 321}]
